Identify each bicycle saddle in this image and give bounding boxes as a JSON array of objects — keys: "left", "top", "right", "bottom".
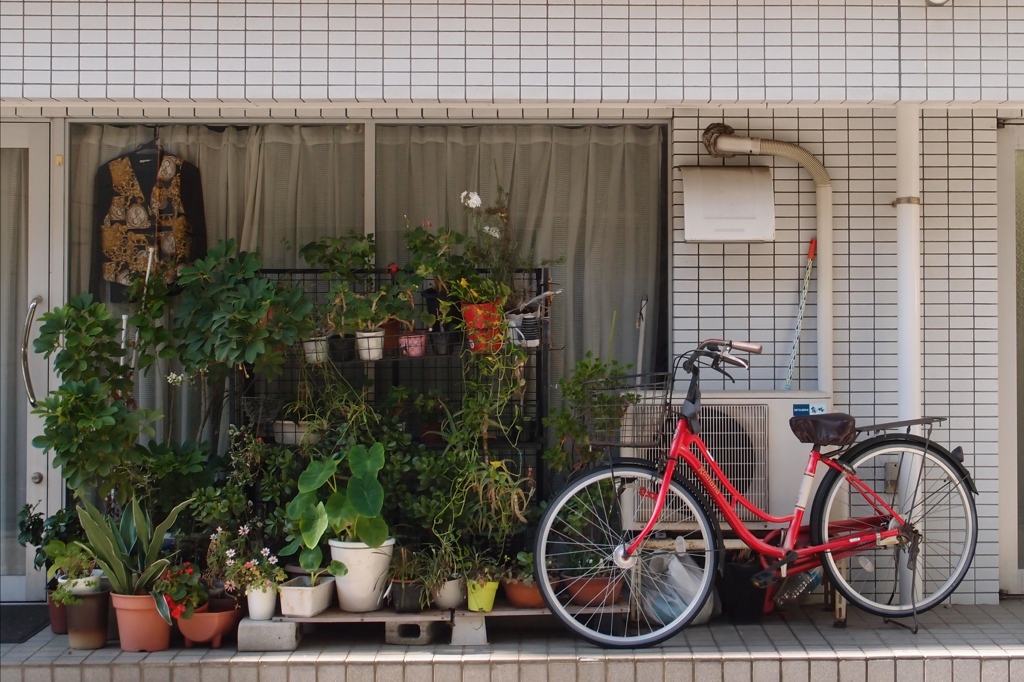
[{"left": 789, "top": 413, "right": 857, "bottom": 448}]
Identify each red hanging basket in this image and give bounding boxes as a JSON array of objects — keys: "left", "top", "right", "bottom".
[{"left": 461, "top": 302, "right": 503, "bottom": 353}]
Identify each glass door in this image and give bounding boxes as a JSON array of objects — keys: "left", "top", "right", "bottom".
[{"left": 0, "top": 122, "right": 51, "bottom": 602}]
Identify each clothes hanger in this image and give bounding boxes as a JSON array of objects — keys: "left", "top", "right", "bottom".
[{"left": 130, "top": 128, "right": 162, "bottom": 156}]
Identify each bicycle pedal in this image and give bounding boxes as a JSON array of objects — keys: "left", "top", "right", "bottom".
[
  {"left": 750, "top": 569, "right": 778, "bottom": 588},
  {"left": 750, "top": 551, "right": 800, "bottom": 589}
]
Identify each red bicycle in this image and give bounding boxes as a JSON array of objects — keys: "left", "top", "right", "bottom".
[{"left": 534, "top": 339, "right": 978, "bottom": 648}]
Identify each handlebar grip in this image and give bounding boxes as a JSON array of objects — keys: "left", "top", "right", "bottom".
[{"left": 730, "top": 340, "right": 762, "bottom": 355}]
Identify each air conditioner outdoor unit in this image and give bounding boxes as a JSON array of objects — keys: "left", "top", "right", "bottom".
[{"left": 621, "top": 391, "right": 832, "bottom": 532}]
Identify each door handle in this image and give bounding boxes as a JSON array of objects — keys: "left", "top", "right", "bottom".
[{"left": 22, "top": 295, "right": 42, "bottom": 407}]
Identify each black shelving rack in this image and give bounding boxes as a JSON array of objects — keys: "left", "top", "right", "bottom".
[{"left": 232, "top": 267, "right": 552, "bottom": 500}]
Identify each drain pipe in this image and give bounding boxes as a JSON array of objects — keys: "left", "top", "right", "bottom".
[
  {"left": 894, "top": 103, "right": 923, "bottom": 423},
  {"left": 701, "top": 124, "right": 833, "bottom": 394}
]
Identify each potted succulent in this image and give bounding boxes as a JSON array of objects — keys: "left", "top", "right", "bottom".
[
  {"left": 465, "top": 549, "right": 502, "bottom": 613},
  {"left": 17, "top": 502, "right": 84, "bottom": 634},
  {"left": 76, "top": 496, "right": 191, "bottom": 652},
  {"left": 500, "top": 551, "right": 544, "bottom": 608},
  {"left": 45, "top": 541, "right": 108, "bottom": 650},
  {"left": 282, "top": 440, "right": 393, "bottom": 612},
  {"left": 224, "top": 543, "right": 288, "bottom": 621}
]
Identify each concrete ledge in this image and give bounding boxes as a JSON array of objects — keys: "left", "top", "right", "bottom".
[{"left": 236, "top": 618, "right": 302, "bottom": 651}]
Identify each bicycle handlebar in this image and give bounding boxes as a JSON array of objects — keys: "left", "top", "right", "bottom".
[{"left": 696, "top": 338, "right": 763, "bottom": 355}]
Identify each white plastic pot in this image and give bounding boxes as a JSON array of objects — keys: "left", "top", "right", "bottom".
[
  {"left": 301, "top": 337, "right": 329, "bottom": 364},
  {"left": 432, "top": 578, "right": 466, "bottom": 610},
  {"left": 278, "top": 576, "right": 335, "bottom": 617},
  {"left": 246, "top": 586, "right": 278, "bottom": 621},
  {"left": 355, "top": 330, "right": 385, "bottom": 361},
  {"left": 328, "top": 538, "right": 395, "bottom": 612}
]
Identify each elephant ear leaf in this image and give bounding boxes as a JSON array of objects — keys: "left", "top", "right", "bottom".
[
  {"left": 354, "top": 515, "right": 389, "bottom": 548},
  {"left": 299, "top": 545, "right": 323, "bottom": 574},
  {"left": 348, "top": 442, "right": 385, "bottom": 479},
  {"left": 299, "top": 502, "right": 329, "bottom": 550},
  {"left": 346, "top": 476, "right": 383, "bottom": 518},
  {"left": 298, "top": 458, "right": 337, "bottom": 493}
]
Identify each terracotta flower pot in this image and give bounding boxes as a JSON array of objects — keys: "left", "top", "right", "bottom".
[
  {"left": 66, "top": 590, "right": 110, "bottom": 650},
  {"left": 565, "top": 576, "right": 624, "bottom": 607},
  {"left": 501, "top": 579, "right": 546, "bottom": 608},
  {"left": 47, "top": 589, "right": 68, "bottom": 634},
  {"left": 177, "top": 605, "right": 240, "bottom": 649},
  {"left": 111, "top": 593, "right": 171, "bottom": 652}
]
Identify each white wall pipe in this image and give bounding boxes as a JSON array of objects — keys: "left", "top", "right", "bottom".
[
  {"left": 702, "top": 125, "right": 833, "bottom": 394},
  {"left": 895, "top": 103, "right": 923, "bottom": 422}
]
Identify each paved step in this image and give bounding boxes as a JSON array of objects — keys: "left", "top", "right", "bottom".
[{"left": 2, "top": 602, "right": 1022, "bottom": 682}]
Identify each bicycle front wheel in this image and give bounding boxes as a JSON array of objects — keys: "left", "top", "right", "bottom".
[
  {"left": 534, "top": 464, "right": 719, "bottom": 648},
  {"left": 810, "top": 438, "right": 977, "bottom": 617}
]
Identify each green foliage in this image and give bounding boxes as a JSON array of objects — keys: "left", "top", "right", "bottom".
[
  {"left": 175, "top": 239, "right": 313, "bottom": 382},
  {"left": 75, "top": 496, "right": 191, "bottom": 596},
  {"left": 502, "top": 550, "right": 536, "bottom": 586},
  {"left": 44, "top": 540, "right": 97, "bottom": 605},
  {"left": 403, "top": 224, "right": 471, "bottom": 295},
  {"left": 30, "top": 293, "right": 161, "bottom": 502},
  {"left": 17, "top": 504, "right": 84, "bottom": 572},
  {"left": 542, "top": 351, "right": 634, "bottom": 473}
]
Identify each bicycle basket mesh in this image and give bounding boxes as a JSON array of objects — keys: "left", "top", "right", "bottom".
[{"left": 583, "top": 372, "right": 673, "bottom": 448}]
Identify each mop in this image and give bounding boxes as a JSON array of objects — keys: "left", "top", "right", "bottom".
[{"left": 784, "top": 239, "right": 816, "bottom": 391}]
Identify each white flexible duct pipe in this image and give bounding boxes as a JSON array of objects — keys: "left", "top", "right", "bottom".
[{"left": 701, "top": 124, "right": 833, "bottom": 394}]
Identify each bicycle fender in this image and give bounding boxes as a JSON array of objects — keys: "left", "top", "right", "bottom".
[
  {"left": 834, "top": 433, "right": 978, "bottom": 496},
  {"left": 610, "top": 456, "right": 727, "bottom": 562}
]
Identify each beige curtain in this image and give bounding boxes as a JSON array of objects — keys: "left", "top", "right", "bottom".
[
  {"left": 0, "top": 148, "right": 29, "bottom": 575},
  {"left": 68, "top": 123, "right": 365, "bottom": 451},
  {"left": 374, "top": 124, "right": 664, "bottom": 374}
]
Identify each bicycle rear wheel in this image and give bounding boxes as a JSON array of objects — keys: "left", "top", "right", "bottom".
[
  {"left": 810, "top": 437, "right": 977, "bottom": 617},
  {"left": 534, "top": 464, "right": 718, "bottom": 648}
]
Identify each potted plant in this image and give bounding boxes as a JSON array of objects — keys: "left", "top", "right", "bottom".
[
  {"left": 388, "top": 546, "right": 428, "bottom": 613},
  {"left": 45, "top": 541, "right": 108, "bottom": 650},
  {"left": 300, "top": 233, "right": 402, "bottom": 361},
  {"left": 465, "top": 549, "right": 501, "bottom": 613},
  {"left": 76, "top": 496, "right": 191, "bottom": 652},
  {"left": 404, "top": 224, "right": 471, "bottom": 354},
  {"left": 447, "top": 275, "right": 511, "bottom": 354},
  {"left": 17, "top": 502, "right": 84, "bottom": 634},
  {"left": 424, "top": 543, "right": 468, "bottom": 610},
  {"left": 224, "top": 544, "right": 288, "bottom": 621},
  {"left": 563, "top": 550, "right": 624, "bottom": 607},
  {"left": 31, "top": 293, "right": 163, "bottom": 503},
  {"left": 152, "top": 562, "right": 208, "bottom": 622},
  {"left": 460, "top": 184, "right": 535, "bottom": 311},
  {"left": 282, "top": 440, "right": 393, "bottom": 612},
  {"left": 501, "top": 551, "right": 545, "bottom": 608},
  {"left": 301, "top": 306, "right": 334, "bottom": 364}
]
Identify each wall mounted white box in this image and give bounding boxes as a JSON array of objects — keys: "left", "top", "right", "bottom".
[{"left": 681, "top": 166, "right": 776, "bottom": 242}]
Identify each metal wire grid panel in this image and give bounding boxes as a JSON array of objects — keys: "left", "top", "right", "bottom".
[
  {"left": 237, "top": 268, "right": 549, "bottom": 449},
  {"left": 582, "top": 372, "right": 674, "bottom": 448}
]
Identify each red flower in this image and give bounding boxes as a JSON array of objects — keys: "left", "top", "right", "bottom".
[{"left": 185, "top": 568, "right": 194, "bottom": 574}]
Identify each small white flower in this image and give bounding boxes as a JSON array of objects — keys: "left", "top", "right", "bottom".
[
  {"left": 209, "top": 533, "right": 218, "bottom": 541},
  {"left": 483, "top": 225, "right": 500, "bottom": 239},
  {"left": 166, "top": 372, "right": 185, "bottom": 387},
  {"left": 461, "top": 190, "right": 482, "bottom": 209},
  {"left": 238, "top": 525, "right": 250, "bottom": 536},
  {"left": 225, "top": 549, "right": 236, "bottom": 558},
  {"left": 261, "top": 547, "right": 270, "bottom": 557},
  {"left": 216, "top": 526, "right": 223, "bottom": 533},
  {"left": 225, "top": 559, "right": 235, "bottom": 566},
  {"left": 268, "top": 556, "right": 278, "bottom": 565}
]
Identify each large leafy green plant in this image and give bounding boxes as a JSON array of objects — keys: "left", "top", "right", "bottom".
[
  {"left": 31, "top": 293, "right": 161, "bottom": 501},
  {"left": 175, "top": 239, "right": 313, "bottom": 382},
  {"left": 281, "top": 441, "right": 389, "bottom": 579},
  {"left": 76, "top": 497, "right": 191, "bottom": 607}
]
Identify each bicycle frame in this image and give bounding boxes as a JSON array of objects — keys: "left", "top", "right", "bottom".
[{"left": 623, "top": 416, "right": 910, "bottom": 577}]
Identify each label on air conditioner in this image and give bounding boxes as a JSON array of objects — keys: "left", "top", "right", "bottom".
[{"left": 793, "top": 404, "right": 827, "bottom": 416}]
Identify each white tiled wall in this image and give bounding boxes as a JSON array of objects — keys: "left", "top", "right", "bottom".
[
  {"left": 1, "top": 0, "right": 1022, "bottom": 104},
  {"left": 672, "top": 107, "right": 1003, "bottom": 602},
  {"left": 0, "top": 1, "right": 1015, "bottom": 604}
]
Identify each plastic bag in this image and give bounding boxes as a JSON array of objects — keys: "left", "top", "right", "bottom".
[{"left": 640, "top": 552, "right": 718, "bottom": 626}]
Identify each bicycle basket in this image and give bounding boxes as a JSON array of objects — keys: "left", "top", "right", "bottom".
[{"left": 582, "top": 372, "right": 673, "bottom": 448}]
